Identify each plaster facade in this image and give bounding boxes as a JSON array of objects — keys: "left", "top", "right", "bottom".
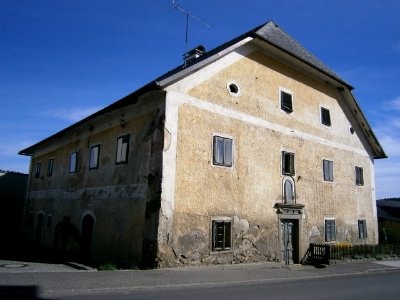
[{"left": 20, "top": 22, "right": 384, "bottom": 267}]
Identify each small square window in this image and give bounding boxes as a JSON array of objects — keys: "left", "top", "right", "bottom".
[
  {"left": 212, "top": 220, "right": 232, "bottom": 251},
  {"left": 69, "top": 152, "right": 78, "bottom": 173},
  {"left": 325, "top": 219, "right": 336, "bottom": 242},
  {"left": 358, "top": 220, "right": 367, "bottom": 239},
  {"left": 355, "top": 166, "right": 364, "bottom": 186},
  {"left": 323, "top": 159, "right": 334, "bottom": 182},
  {"left": 282, "top": 151, "right": 295, "bottom": 176},
  {"left": 116, "top": 134, "right": 130, "bottom": 164},
  {"left": 34, "top": 162, "right": 41, "bottom": 179},
  {"left": 213, "top": 136, "right": 233, "bottom": 167},
  {"left": 321, "top": 107, "right": 331, "bottom": 127},
  {"left": 47, "top": 158, "right": 54, "bottom": 177},
  {"left": 281, "top": 90, "right": 293, "bottom": 113},
  {"left": 89, "top": 145, "right": 100, "bottom": 170}
]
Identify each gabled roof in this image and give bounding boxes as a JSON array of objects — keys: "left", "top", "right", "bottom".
[{"left": 19, "top": 21, "right": 386, "bottom": 158}]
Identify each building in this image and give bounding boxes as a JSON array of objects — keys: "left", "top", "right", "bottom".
[
  {"left": 0, "top": 170, "right": 28, "bottom": 257},
  {"left": 19, "top": 21, "right": 386, "bottom": 267}
]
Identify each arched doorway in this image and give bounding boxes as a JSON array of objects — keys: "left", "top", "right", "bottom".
[{"left": 81, "top": 214, "right": 95, "bottom": 263}]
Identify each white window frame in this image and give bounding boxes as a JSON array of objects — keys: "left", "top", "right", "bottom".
[
  {"left": 281, "top": 150, "right": 295, "bottom": 176},
  {"left": 89, "top": 144, "right": 100, "bottom": 170},
  {"left": 358, "top": 219, "right": 367, "bottom": 239},
  {"left": 279, "top": 87, "right": 294, "bottom": 114},
  {"left": 322, "top": 159, "right": 334, "bottom": 182},
  {"left": 34, "top": 161, "right": 42, "bottom": 179},
  {"left": 47, "top": 157, "right": 54, "bottom": 177},
  {"left": 116, "top": 134, "right": 130, "bottom": 164},
  {"left": 226, "top": 80, "right": 241, "bottom": 97},
  {"left": 212, "top": 134, "right": 234, "bottom": 168},
  {"left": 355, "top": 166, "right": 364, "bottom": 186},
  {"left": 210, "top": 217, "right": 232, "bottom": 253},
  {"left": 324, "top": 218, "right": 336, "bottom": 242},
  {"left": 320, "top": 105, "right": 332, "bottom": 128},
  {"left": 69, "top": 151, "right": 78, "bottom": 174}
]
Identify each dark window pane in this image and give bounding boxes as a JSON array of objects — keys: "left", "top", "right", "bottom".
[
  {"left": 281, "top": 91, "right": 293, "bottom": 113},
  {"left": 321, "top": 107, "right": 331, "bottom": 126},
  {"left": 282, "top": 152, "right": 295, "bottom": 175}
]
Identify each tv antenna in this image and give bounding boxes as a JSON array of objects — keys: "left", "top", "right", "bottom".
[{"left": 171, "top": 0, "right": 211, "bottom": 65}]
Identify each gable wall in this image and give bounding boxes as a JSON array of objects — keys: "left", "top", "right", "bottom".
[{"left": 159, "top": 47, "right": 377, "bottom": 266}]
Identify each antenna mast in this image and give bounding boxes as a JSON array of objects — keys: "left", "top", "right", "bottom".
[{"left": 171, "top": 1, "right": 211, "bottom": 65}]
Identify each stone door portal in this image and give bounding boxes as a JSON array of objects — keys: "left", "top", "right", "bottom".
[{"left": 280, "top": 219, "right": 299, "bottom": 265}]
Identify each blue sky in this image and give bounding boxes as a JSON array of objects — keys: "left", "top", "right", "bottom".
[{"left": 1, "top": 0, "right": 399, "bottom": 199}]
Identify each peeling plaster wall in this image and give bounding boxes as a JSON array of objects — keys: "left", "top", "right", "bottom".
[
  {"left": 157, "top": 46, "right": 378, "bottom": 266},
  {"left": 25, "top": 92, "right": 165, "bottom": 267}
]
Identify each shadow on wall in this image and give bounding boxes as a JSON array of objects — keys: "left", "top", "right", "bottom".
[{"left": 0, "top": 171, "right": 28, "bottom": 259}]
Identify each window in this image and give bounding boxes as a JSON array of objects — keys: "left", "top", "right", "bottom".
[
  {"left": 227, "top": 80, "right": 241, "bottom": 96},
  {"left": 321, "top": 107, "right": 331, "bottom": 127},
  {"left": 89, "top": 145, "right": 100, "bottom": 170},
  {"left": 283, "top": 179, "right": 294, "bottom": 204},
  {"left": 282, "top": 151, "right": 295, "bottom": 176},
  {"left": 69, "top": 152, "right": 77, "bottom": 173},
  {"left": 47, "top": 158, "right": 54, "bottom": 177},
  {"left": 355, "top": 166, "right": 364, "bottom": 186},
  {"left": 325, "top": 219, "right": 336, "bottom": 242},
  {"left": 116, "top": 134, "right": 130, "bottom": 164},
  {"left": 213, "top": 136, "right": 233, "bottom": 167},
  {"left": 323, "top": 159, "right": 334, "bottom": 182},
  {"left": 212, "top": 220, "right": 232, "bottom": 251},
  {"left": 280, "top": 90, "right": 293, "bottom": 113},
  {"left": 34, "top": 162, "right": 41, "bottom": 179},
  {"left": 358, "top": 220, "right": 367, "bottom": 239}
]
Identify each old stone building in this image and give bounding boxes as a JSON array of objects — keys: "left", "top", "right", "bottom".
[{"left": 19, "top": 21, "right": 386, "bottom": 267}]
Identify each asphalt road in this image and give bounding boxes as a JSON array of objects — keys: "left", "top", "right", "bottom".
[
  {"left": 1, "top": 260, "right": 400, "bottom": 299},
  {"left": 60, "top": 271, "right": 400, "bottom": 300}
]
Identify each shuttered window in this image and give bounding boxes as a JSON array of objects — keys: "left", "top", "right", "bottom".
[
  {"left": 321, "top": 107, "right": 331, "bottom": 126},
  {"left": 325, "top": 219, "right": 336, "bottom": 242},
  {"left": 212, "top": 220, "right": 232, "bottom": 251},
  {"left": 281, "top": 90, "right": 293, "bottom": 113}
]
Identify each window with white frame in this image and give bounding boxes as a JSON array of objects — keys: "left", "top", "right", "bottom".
[
  {"left": 34, "top": 162, "right": 41, "bottom": 179},
  {"left": 323, "top": 159, "right": 334, "bottom": 182},
  {"left": 116, "top": 134, "right": 130, "bottom": 164},
  {"left": 69, "top": 152, "right": 78, "bottom": 173},
  {"left": 47, "top": 158, "right": 54, "bottom": 177},
  {"left": 212, "top": 220, "right": 232, "bottom": 251},
  {"left": 355, "top": 166, "right": 364, "bottom": 186},
  {"left": 89, "top": 145, "right": 100, "bottom": 170},
  {"left": 358, "top": 220, "right": 367, "bottom": 239},
  {"left": 280, "top": 89, "right": 293, "bottom": 113},
  {"left": 325, "top": 219, "right": 336, "bottom": 242},
  {"left": 321, "top": 107, "right": 331, "bottom": 127},
  {"left": 213, "top": 135, "right": 233, "bottom": 167},
  {"left": 282, "top": 151, "right": 295, "bottom": 176}
]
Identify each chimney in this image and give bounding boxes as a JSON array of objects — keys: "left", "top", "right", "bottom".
[{"left": 183, "top": 45, "right": 206, "bottom": 65}]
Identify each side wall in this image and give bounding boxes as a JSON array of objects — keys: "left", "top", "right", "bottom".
[
  {"left": 157, "top": 45, "right": 378, "bottom": 266},
  {"left": 24, "top": 92, "right": 165, "bottom": 267}
]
